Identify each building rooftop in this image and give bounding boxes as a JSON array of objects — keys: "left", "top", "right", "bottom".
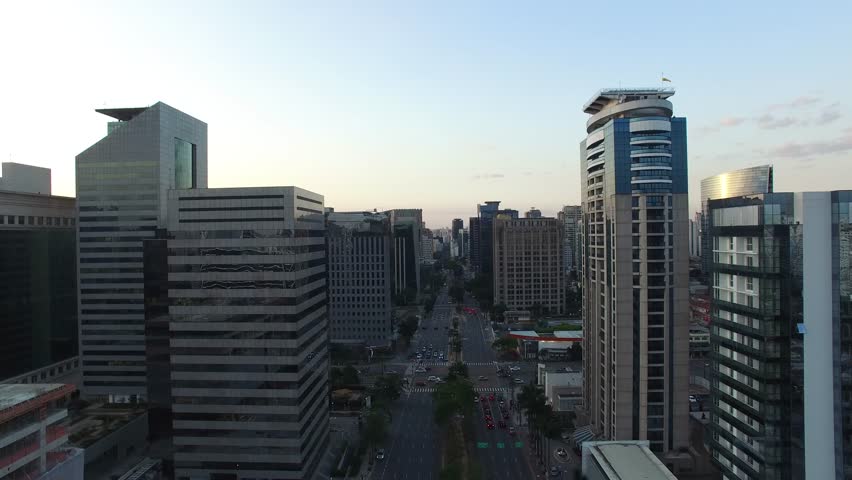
[
  {"left": 0, "top": 383, "right": 66, "bottom": 411},
  {"left": 95, "top": 107, "right": 149, "bottom": 121},
  {"left": 584, "top": 441, "right": 677, "bottom": 479},
  {"left": 583, "top": 88, "right": 675, "bottom": 115}
]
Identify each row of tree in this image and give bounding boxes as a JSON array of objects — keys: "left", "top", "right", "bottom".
[
  {"left": 433, "top": 362, "right": 479, "bottom": 480},
  {"left": 517, "top": 382, "right": 575, "bottom": 474}
]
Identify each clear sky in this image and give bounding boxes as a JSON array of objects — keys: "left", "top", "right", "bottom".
[{"left": 2, "top": 1, "right": 851, "bottom": 227}]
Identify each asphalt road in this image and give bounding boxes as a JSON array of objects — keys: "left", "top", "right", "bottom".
[{"left": 371, "top": 287, "right": 535, "bottom": 480}]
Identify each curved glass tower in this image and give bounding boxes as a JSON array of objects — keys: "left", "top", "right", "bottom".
[{"left": 580, "top": 88, "right": 689, "bottom": 454}]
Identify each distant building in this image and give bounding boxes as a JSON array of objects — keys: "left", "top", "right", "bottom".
[
  {"left": 76, "top": 103, "right": 207, "bottom": 401},
  {"left": 452, "top": 218, "right": 464, "bottom": 258},
  {"left": 469, "top": 217, "right": 480, "bottom": 267},
  {"left": 327, "top": 211, "right": 393, "bottom": 347},
  {"left": 689, "top": 216, "right": 701, "bottom": 257},
  {"left": 580, "top": 88, "right": 689, "bottom": 455},
  {"left": 493, "top": 217, "right": 564, "bottom": 315},
  {"left": 699, "top": 165, "right": 773, "bottom": 274},
  {"left": 162, "top": 187, "right": 328, "bottom": 480},
  {"left": 0, "top": 383, "right": 82, "bottom": 480},
  {"left": 386, "top": 209, "right": 422, "bottom": 295},
  {"left": 471, "top": 201, "right": 518, "bottom": 275},
  {"left": 0, "top": 163, "right": 77, "bottom": 381},
  {"left": 581, "top": 441, "right": 677, "bottom": 480},
  {"left": 421, "top": 228, "right": 435, "bottom": 264},
  {"left": 557, "top": 205, "right": 582, "bottom": 277},
  {"left": 525, "top": 207, "right": 542, "bottom": 218},
  {"left": 707, "top": 191, "right": 852, "bottom": 480}
]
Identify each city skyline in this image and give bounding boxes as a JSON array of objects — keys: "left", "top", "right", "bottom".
[{"left": 3, "top": 1, "right": 852, "bottom": 227}]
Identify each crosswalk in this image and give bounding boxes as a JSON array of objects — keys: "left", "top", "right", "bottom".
[
  {"left": 407, "top": 386, "right": 512, "bottom": 394},
  {"left": 463, "top": 361, "right": 498, "bottom": 366},
  {"left": 411, "top": 360, "right": 497, "bottom": 367}
]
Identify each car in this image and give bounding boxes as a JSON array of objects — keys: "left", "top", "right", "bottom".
[
  {"left": 480, "top": 395, "right": 487, "bottom": 402},
  {"left": 498, "top": 400, "right": 505, "bottom": 407},
  {"left": 474, "top": 396, "right": 480, "bottom": 403},
  {"left": 477, "top": 375, "right": 488, "bottom": 381},
  {"left": 416, "top": 353, "right": 422, "bottom": 359},
  {"left": 550, "top": 466, "right": 560, "bottom": 477},
  {"left": 386, "top": 370, "right": 398, "bottom": 375},
  {"left": 509, "top": 427, "right": 516, "bottom": 435},
  {"left": 489, "top": 394, "right": 495, "bottom": 401},
  {"left": 556, "top": 447, "right": 567, "bottom": 458},
  {"left": 485, "top": 415, "right": 493, "bottom": 422},
  {"left": 415, "top": 368, "right": 426, "bottom": 373},
  {"left": 427, "top": 376, "right": 438, "bottom": 382},
  {"left": 509, "top": 365, "right": 521, "bottom": 372},
  {"left": 435, "top": 378, "right": 445, "bottom": 384},
  {"left": 376, "top": 448, "right": 386, "bottom": 461},
  {"left": 425, "top": 366, "right": 432, "bottom": 371},
  {"left": 486, "top": 422, "right": 495, "bottom": 430},
  {"left": 514, "top": 378, "right": 524, "bottom": 384},
  {"left": 560, "top": 431, "right": 571, "bottom": 440},
  {"left": 498, "top": 420, "right": 507, "bottom": 429}
]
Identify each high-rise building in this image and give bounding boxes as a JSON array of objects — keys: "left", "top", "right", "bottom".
[
  {"left": 493, "top": 217, "right": 564, "bottom": 314},
  {"left": 164, "top": 187, "right": 328, "bottom": 480},
  {"left": 477, "top": 201, "right": 501, "bottom": 275},
  {"left": 386, "top": 209, "right": 422, "bottom": 295},
  {"left": 580, "top": 88, "right": 689, "bottom": 454},
  {"left": 75, "top": 103, "right": 207, "bottom": 401},
  {"left": 707, "top": 191, "right": 852, "bottom": 480},
  {"left": 700, "top": 165, "right": 773, "bottom": 275},
  {"left": 452, "top": 218, "right": 463, "bottom": 239},
  {"left": 0, "top": 164, "right": 77, "bottom": 380},
  {"left": 525, "top": 207, "right": 542, "bottom": 218},
  {"left": 469, "top": 217, "right": 481, "bottom": 267},
  {"left": 689, "top": 216, "right": 701, "bottom": 258},
  {"left": 557, "top": 205, "right": 583, "bottom": 278},
  {"left": 421, "top": 228, "right": 435, "bottom": 264},
  {"left": 327, "top": 211, "right": 393, "bottom": 347},
  {"left": 452, "top": 218, "right": 464, "bottom": 258}
]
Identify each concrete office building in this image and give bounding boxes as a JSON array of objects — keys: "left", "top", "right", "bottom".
[
  {"left": 493, "top": 217, "right": 564, "bottom": 315},
  {"left": 557, "top": 205, "right": 583, "bottom": 277},
  {"left": 700, "top": 165, "right": 773, "bottom": 275},
  {"left": 579, "top": 88, "right": 689, "bottom": 454},
  {"left": 0, "top": 164, "right": 77, "bottom": 380},
  {"left": 471, "top": 201, "right": 518, "bottom": 275},
  {"left": 326, "top": 211, "right": 393, "bottom": 347},
  {"left": 164, "top": 187, "right": 328, "bottom": 480},
  {"left": 0, "top": 383, "right": 81, "bottom": 480},
  {"left": 75, "top": 103, "right": 207, "bottom": 401},
  {"left": 525, "top": 207, "right": 542, "bottom": 218},
  {"left": 707, "top": 191, "right": 852, "bottom": 480}
]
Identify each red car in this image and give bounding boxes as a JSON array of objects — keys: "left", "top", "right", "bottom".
[
  {"left": 498, "top": 420, "right": 507, "bottom": 429},
  {"left": 489, "top": 394, "right": 495, "bottom": 401},
  {"left": 487, "top": 422, "right": 495, "bottom": 430},
  {"left": 480, "top": 395, "right": 486, "bottom": 402},
  {"left": 485, "top": 415, "right": 493, "bottom": 422}
]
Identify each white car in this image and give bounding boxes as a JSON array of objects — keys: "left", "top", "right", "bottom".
[
  {"left": 376, "top": 448, "right": 385, "bottom": 460},
  {"left": 513, "top": 378, "right": 524, "bottom": 384},
  {"left": 509, "top": 366, "right": 521, "bottom": 372},
  {"left": 415, "top": 367, "right": 427, "bottom": 373},
  {"left": 556, "top": 447, "right": 568, "bottom": 457},
  {"left": 427, "top": 376, "right": 438, "bottom": 382}
]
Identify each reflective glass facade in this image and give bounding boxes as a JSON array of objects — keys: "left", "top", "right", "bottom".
[
  {"left": 699, "top": 166, "right": 773, "bottom": 275},
  {"left": 708, "top": 191, "right": 852, "bottom": 480},
  {"left": 75, "top": 103, "right": 207, "bottom": 400}
]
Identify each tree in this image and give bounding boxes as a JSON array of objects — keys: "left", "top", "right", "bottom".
[
  {"left": 364, "top": 410, "right": 388, "bottom": 447},
  {"left": 398, "top": 315, "right": 419, "bottom": 344},
  {"left": 372, "top": 374, "right": 403, "bottom": 404},
  {"left": 447, "top": 362, "right": 469, "bottom": 380},
  {"left": 490, "top": 303, "right": 508, "bottom": 323},
  {"left": 433, "top": 377, "right": 476, "bottom": 425},
  {"left": 492, "top": 336, "right": 519, "bottom": 354}
]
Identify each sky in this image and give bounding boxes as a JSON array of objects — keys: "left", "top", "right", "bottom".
[{"left": 2, "top": 1, "right": 851, "bottom": 228}]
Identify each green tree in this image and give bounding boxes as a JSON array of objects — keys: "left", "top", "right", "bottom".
[
  {"left": 398, "top": 315, "right": 419, "bottom": 344},
  {"left": 364, "top": 410, "right": 388, "bottom": 447},
  {"left": 490, "top": 303, "right": 508, "bottom": 323},
  {"left": 372, "top": 374, "right": 403, "bottom": 404},
  {"left": 433, "top": 377, "right": 475, "bottom": 425},
  {"left": 447, "top": 362, "right": 469, "bottom": 380},
  {"left": 492, "top": 336, "right": 519, "bottom": 354}
]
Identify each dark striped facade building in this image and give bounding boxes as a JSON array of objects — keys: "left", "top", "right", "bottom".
[{"left": 165, "top": 187, "right": 328, "bottom": 480}]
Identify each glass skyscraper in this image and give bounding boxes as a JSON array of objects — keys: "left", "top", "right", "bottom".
[
  {"left": 707, "top": 191, "right": 852, "bottom": 480},
  {"left": 580, "top": 88, "right": 690, "bottom": 458},
  {"left": 75, "top": 103, "right": 207, "bottom": 401},
  {"left": 699, "top": 166, "right": 773, "bottom": 275}
]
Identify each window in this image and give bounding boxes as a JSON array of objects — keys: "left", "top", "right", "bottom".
[
  {"left": 729, "top": 237, "right": 734, "bottom": 250},
  {"left": 746, "top": 277, "right": 754, "bottom": 291},
  {"left": 746, "top": 237, "right": 753, "bottom": 251}
]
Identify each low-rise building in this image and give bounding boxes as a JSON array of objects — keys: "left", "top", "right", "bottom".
[
  {"left": 581, "top": 440, "right": 677, "bottom": 480},
  {"left": 536, "top": 365, "right": 583, "bottom": 412},
  {"left": 0, "top": 383, "right": 80, "bottom": 480}
]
